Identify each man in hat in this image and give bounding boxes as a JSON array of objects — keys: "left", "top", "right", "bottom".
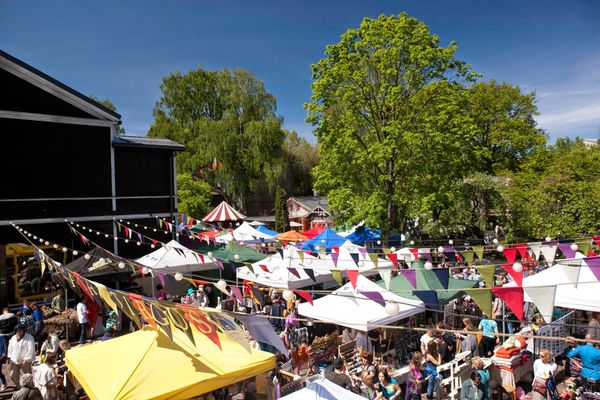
[
  {"left": 325, "top": 358, "right": 352, "bottom": 389},
  {"left": 7, "top": 325, "right": 35, "bottom": 388}
]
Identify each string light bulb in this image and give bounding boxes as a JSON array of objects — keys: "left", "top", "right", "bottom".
[
  {"left": 512, "top": 262, "right": 523, "bottom": 272},
  {"left": 118, "top": 262, "right": 125, "bottom": 269},
  {"left": 282, "top": 289, "right": 294, "bottom": 301},
  {"left": 497, "top": 245, "right": 504, "bottom": 253},
  {"left": 84, "top": 254, "right": 91, "bottom": 260},
  {"left": 385, "top": 301, "right": 399, "bottom": 316},
  {"left": 175, "top": 272, "right": 183, "bottom": 281},
  {"left": 424, "top": 261, "right": 433, "bottom": 270},
  {"left": 570, "top": 243, "right": 579, "bottom": 252}
]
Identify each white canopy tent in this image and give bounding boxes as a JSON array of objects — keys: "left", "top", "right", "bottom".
[
  {"left": 215, "top": 221, "right": 276, "bottom": 244},
  {"left": 280, "top": 377, "right": 365, "bottom": 400},
  {"left": 298, "top": 275, "right": 424, "bottom": 331},
  {"left": 505, "top": 253, "right": 600, "bottom": 312},
  {"left": 136, "top": 240, "right": 217, "bottom": 273}
]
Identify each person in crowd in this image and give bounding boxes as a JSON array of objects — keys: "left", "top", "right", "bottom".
[
  {"left": 85, "top": 298, "right": 99, "bottom": 338},
  {"left": 30, "top": 303, "right": 44, "bottom": 345},
  {"left": 360, "top": 371, "right": 376, "bottom": 400},
  {"left": 369, "top": 328, "right": 382, "bottom": 354},
  {"left": 155, "top": 284, "right": 166, "bottom": 301},
  {"left": 51, "top": 290, "right": 65, "bottom": 312},
  {"left": 105, "top": 310, "right": 119, "bottom": 332},
  {"left": 76, "top": 298, "right": 88, "bottom": 345},
  {"left": 405, "top": 352, "right": 424, "bottom": 400},
  {"left": 7, "top": 325, "right": 35, "bottom": 389},
  {"left": 459, "top": 318, "right": 479, "bottom": 356},
  {"left": 39, "top": 332, "right": 59, "bottom": 355},
  {"left": 471, "top": 357, "right": 491, "bottom": 399},
  {"left": 420, "top": 328, "right": 435, "bottom": 355},
  {"left": 461, "top": 371, "right": 484, "bottom": 400},
  {"left": 19, "top": 301, "right": 30, "bottom": 314},
  {"left": 342, "top": 327, "right": 357, "bottom": 344},
  {"left": 33, "top": 353, "right": 57, "bottom": 400},
  {"left": 588, "top": 312, "right": 600, "bottom": 341},
  {"left": 423, "top": 340, "right": 441, "bottom": 399},
  {"left": 18, "top": 310, "right": 35, "bottom": 338},
  {"left": 181, "top": 288, "right": 197, "bottom": 305},
  {"left": 567, "top": 334, "right": 600, "bottom": 380},
  {"left": 375, "top": 367, "right": 401, "bottom": 400},
  {"left": 325, "top": 358, "right": 352, "bottom": 389},
  {"left": 11, "top": 373, "right": 42, "bottom": 400},
  {"left": 284, "top": 306, "right": 299, "bottom": 330},
  {"left": 194, "top": 286, "right": 209, "bottom": 307},
  {"left": 437, "top": 323, "right": 456, "bottom": 361},
  {"left": 99, "top": 327, "right": 115, "bottom": 341},
  {"left": 531, "top": 348, "right": 557, "bottom": 400},
  {"left": 356, "top": 329, "right": 372, "bottom": 353},
  {"left": 478, "top": 317, "right": 499, "bottom": 357},
  {"left": 435, "top": 334, "right": 450, "bottom": 364},
  {"left": 0, "top": 307, "right": 18, "bottom": 392}
]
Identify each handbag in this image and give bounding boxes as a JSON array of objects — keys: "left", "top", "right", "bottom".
[{"left": 532, "top": 376, "right": 547, "bottom": 396}]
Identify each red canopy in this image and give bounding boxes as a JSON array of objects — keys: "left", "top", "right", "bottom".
[
  {"left": 301, "top": 225, "right": 325, "bottom": 239},
  {"left": 202, "top": 201, "right": 246, "bottom": 222}
]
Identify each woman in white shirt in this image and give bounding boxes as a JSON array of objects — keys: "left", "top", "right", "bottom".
[
  {"left": 34, "top": 353, "right": 57, "bottom": 400},
  {"left": 531, "top": 348, "right": 557, "bottom": 400}
]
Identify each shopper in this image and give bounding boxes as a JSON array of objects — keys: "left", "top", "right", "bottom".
[
  {"left": 76, "top": 298, "right": 88, "bottom": 345},
  {"left": 11, "top": 373, "right": 42, "bottom": 400},
  {"left": 33, "top": 353, "right": 57, "bottom": 400},
  {"left": 461, "top": 371, "right": 484, "bottom": 400},
  {"left": 478, "top": 317, "right": 499, "bottom": 356},
  {"left": 7, "top": 325, "right": 35, "bottom": 389},
  {"left": 0, "top": 307, "right": 18, "bottom": 392},
  {"left": 531, "top": 348, "right": 557, "bottom": 400}
]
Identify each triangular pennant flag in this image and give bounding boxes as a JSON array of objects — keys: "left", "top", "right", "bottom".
[
  {"left": 443, "top": 247, "right": 456, "bottom": 263},
  {"left": 216, "top": 259, "right": 224, "bottom": 270},
  {"left": 368, "top": 253, "right": 379, "bottom": 268},
  {"left": 492, "top": 287, "right": 524, "bottom": 320},
  {"left": 584, "top": 256, "right": 600, "bottom": 282},
  {"left": 350, "top": 252, "right": 360, "bottom": 266},
  {"left": 386, "top": 253, "right": 399, "bottom": 268},
  {"left": 502, "top": 263, "right": 523, "bottom": 287},
  {"left": 288, "top": 267, "right": 301, "bottom": 279},
  {"left": 136, "top": 232, "right": 143, "bottom": 243},
  {"left": 346, "top": 269, "right": 359, "bottom": 289},
  {"left": 230, "top": 286, "right": 243, "bottom": 302},
  {"left": 400, "top": 269, "right": 417, "bottom": 289},
  {"left": 250, "top": 287, "right": 265, "bottom": 306},
  {"left": 198, "top": 254, "right": 205, "bottom": 265},
  {"left": 297, "top": 249, "right": 304, "bottom": 263},
  {"left": 516, "top": 243, "right": 528, "bottom": 260},
  {"left": 382, "top": 247, "right": 391, "bottom": 254},
  {"left": 413, "top": 290, "right": 438, "bottom": 307},
  {"left": 472, "top": 245, "right": 484, "bottom": 261},
  {"left": 418, "top": 249, "right": 432, "bottom": 262},
  {"left": 408, "top": 248, "right": 419, "bottom": 261},
  {"left": 179, "top": 305, "right": 222, "bottom": 350},
  {"left": 304, "top": 267, "right": 316, "bottom": 282},
  {"left": 379, "top": 269, "right": 391, "bottom": 290},
  {"left": 462, "top": 288, "right": 492, "bottom": 318},
  {"left": 462, "top": 250, "right": 474, "bottom": 265},
  {"left": 293, "top": 290, "right": 313, "bottom": 305},
  {"left": 431, "top": 268, "right": 450, "bottom": 289},
  {"left": 96, "top": 283, "right": 119, "bottom": 314},
  {"left": 529, "top": 242, "right": 542, "bottom": 260},
  {"left": 358, "top": 247, "right": 367, "bottom": 260},
  {"left": 503, "top": 248, "right": 518, "bottom": 263},
  {"left": 330, "top": 251, "right": 339, "bottom": 268},
  {"left": 244, "top": 262, "right": 254, "bottom": 275},
  {"left": 258, "top": 264, "right": 270, "bottom": 273},
  {"left": 331, "top": 270, "right": 343, "bottom": 286},
  {"left": 277, "top": 248, "right": 284, "bottom": 259},
  {"left": 576, "top": 239, "right": 591, "bottom": 255},
  {"left": 524, "top": 286, "right": 556, "bottom": 323},
  {"left": 358, "top": 290, "right": 386, "bottom": 307},
  {"left": 557, "top": 242, "right": 576, "bottom": 259},
  {"left": 332, "top": 246, "right": 340, "bottom": 254},
  {"left": 477, "top": 265, "right": 496, "bottom": 288},
  {"left": 540, "top": 244, "right": 557, "bottom": 265}
]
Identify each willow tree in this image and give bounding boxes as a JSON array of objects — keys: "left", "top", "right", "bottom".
[{"left": 306, "top": 13, "right": 478, "bottom": 236}]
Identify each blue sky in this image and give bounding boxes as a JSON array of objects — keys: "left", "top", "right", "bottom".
[{"left": 1, "top": 0, "right": 599, "bottom": 142}]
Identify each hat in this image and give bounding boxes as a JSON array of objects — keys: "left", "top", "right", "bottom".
[
  {"left": 333, "top": 358, "right": 344, "bottom": 370},
  {"left": 15, "top": 324, "right": 25, "bottom": 331},
  {"left": 187, "top": 288, "right": 195, "bottom": 295}
]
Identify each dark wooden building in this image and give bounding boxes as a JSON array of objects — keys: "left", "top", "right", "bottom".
[{"left": 0, "top": 50, "right": 183, "bottom": 304}]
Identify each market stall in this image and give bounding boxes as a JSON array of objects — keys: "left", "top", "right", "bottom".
[{"left": 280, "top": 376, "right": 365, "bottom": 400}]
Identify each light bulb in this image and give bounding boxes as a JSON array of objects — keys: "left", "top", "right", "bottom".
[
  {"left": 497, "top": 245, "right": 504, "bottom": 252},
  {"left": 27, "top": 233, "right": 32, "bottom": 237},
  {"left": 570, "top": 243, "right": 579, "bottom": 252},
  {"left": 493, "top": 238, "right": 499, "bottom": 245},
  {"left": 512, "top": 262, "right": 523, "bottom": 272},
  {"left": 72, "top": 251, "right": 78, "bottom": 256},
  {"left": 84, "top": 254, "right": 91, "bottom": 260},
  {"left": 53, "top": 244, "right": 58, "bottom": 249},
  {"left": 410, "top": 240, "right": 414, "bottom": 246},
  {"left": 62, "top": 247, "right": 68, "bottom": 252},
  {"left": 385, "top": 301, "right": 399, "bottom": 316},
  {"left": 96, "top": 231, "right": 100, "bottom": 235},
  {"left": 136, "top": 241, "right": 141, "bottom": 246},
  {"left": 424, "top": 261, "right": 433, "bottom": 270},
  {"left": 377, "top": 240, "right": 381, "bottom": 245},
  {"left": 135, "top": 224, "right": 138, "bottom": 227},
  {"left": 44, "top": 241, "right": 49, "bottom": 246},
  {"left": 125, "top": 239, "right": 129, "bottom": 243},
  {"left": 33, "top": 236, "right": 37, "bottom": 240},
  {"left": 175, "top": 272, "right": 183, "bottom": 281},
  {"left": 142, "top": 267, "right": 149, "bottom": 275},
  {"left": 448, "top": 239, "right": 454, "bottom": 245},
  {"left": 118, "top": 262, "right": 125, "bottom": 269},
  {"left": 234, "top": 254, "right": 240, "bottom": 260},
  {"left": 390, "top": 247, "right": 396, "bottom": 252},
  {"left": 216, "top": 279, "right": 228, "bottom": 291},
  {"left": 282, "top": 289, "right": 294, "bottom": 301},
  {"left": 105, "top": 234, "right": 109, "bottom": 238},
  {"left": 358, "top": 260, "right": 365, "bottom": 267},
  {"left": 150, "top": 244, "right": 155, "bottom": 249},
  {"left": 545, "top": 236, "right": 552, "bottom": 242},
  {"left": 437, "top": 246, "right": 444, "bottom": 253},
  {"left": 153, "top": 229, "right": 157, "bottom": 232},
  {"left": 207, "top": 251, "right": 213, "bottom": 257},
  {"left": 114, "top": 237, "right": 118, "bottom": 241}
]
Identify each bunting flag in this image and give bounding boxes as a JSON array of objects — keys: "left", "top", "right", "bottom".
[
  {"left": 491, "top": 287, "right": 524, "bottom": 320},
  {"left": 231, "top": 313, "right": 288, "bottom": 355},
  {"left": 418, "top": 249, "right": 432, "bottom": 262},
  {"left": 380, "top": 269, "right": 391, "bottom": 290},
  {"left": 331, "top": 270, "right": 343, "bottom": 286},
  {"left": 293, "top": 290, "right": 313, "bottom": 305},
  {"left": 331, "top": 252, "right": 339, "bottom": 268},
  {"left": 557, "top": 242, "right": 576, "bottom": 259},
  {"left": 516, "top": 243, "right": 528, "bottom": 260},
  {"left": 382, "top": 247, "right": 391, "bottom": 254},
  {"left": 244, "top": 262, "right": 254, "bottom": 275},
  {"left": 431, "top": 268, "right": 449, "bottom": 289},
  {"left": 400, "top": 269, "right": 417, "bottom": 289},
  {"left": 386, "top": 253, "right": 399, "bottom": 268},
  {"left": 216, "top": 259, "right": 224, "bottom": 270},
  {"left": 95, "top": 283, "right": 119, "bottom": 314},
  {"left": 332, "top": 246, "right": 340, "bottom": 254},
  {"left": 304, "top": 267, "right": 316, "bottom": 283},
  {"left": 472, "top": 246, "right": 484, "bottom": 261},
  {"left": 358, "top": 247, "right": 367, "bottom": 260},
  {"left": 149, "top": 303, "right": 174, "bottom": 341},
  {"left": 443, "top": 247, "right": 456, "bottom": 263},
  {"left": 462, "top": 250, "right": 474, "bottom": 265},
  {"left": 540, "top": 244, "right": 557, "bottom": 265},
  {"left": 502, "top": 263, "right": 523, "bottom": 287},
  {"left": 276, "top": 248, "right": 284, "bottom": 259},
  {"left": 288, "top": 267, "right": 301, "bottom": 279},
  {"left": 129, "top": 293, "right": 158, "bottom": 331},
  {"left": 350, "top": 253, "right": 360, "bottom": 266},
  {"left": 346, "top": 269, "right": 359, "bottom": 289},
  {"left": 249, "top": 287, "right": 265, "bottom": 306},
  {"left": 177, "top": 304, "right": 222, "bottom": 349},
  {"left": 503, "top": 248, "right": 518, "bottom": 263},
  {"left": 524, "top": 286, "right": 556, "bottom": 323},
  {"left": 529, "top": 242, "right": 542, "bottom": 260},
  {"left": 156, "top": 272, "right": 166, "bottom": 290},
  {"left": 462, "top": 288, "right": 492, "bottom": 318},
  {"left": 258, "top": 264, "right": 270, "bottom": 273},
  {"left": 576, "top": 239, "right": 591, "bottom": 255},
  {"left": 230, "top": 286, "right": 243, "bottom": 302},
  {"left": 408, "top": 248, "right": 419, "bottom": 261},
  {"left": 583, "top": 256, "right": 600, "bottom": 282},
  {"left": 112, "top": 291, "right": 143, "bottom": 329},
  {"left": 476, "top": 265, "right": 496, "bottom": 288},
  {"left": 368, "top": 253, "right": 379, "bottom": 268},
  {"left": 358, "top": 290, "right": 386, "bottom": 307},
  {"left": 297, "top": 249, "right": 304, "bottom": 263},
  {"left": 136, "top": 233, "right": 143, "bottom": 243},
  {"left": 413, "top": 290, "right": 438, "bottom": 307}
]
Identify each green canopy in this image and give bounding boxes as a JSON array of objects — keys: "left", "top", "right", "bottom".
[
  {"left": 376, "top": 262, "right": 477, "bottom": 304},
  {"left": 194, "top": 244, "right": 268, "bottom": 263}
]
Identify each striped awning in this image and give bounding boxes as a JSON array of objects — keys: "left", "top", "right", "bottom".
[{"left": 202, "top": 201, "right": 246, "bottom": 222}]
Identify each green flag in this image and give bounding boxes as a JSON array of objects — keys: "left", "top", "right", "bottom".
[
  {"left": 462, "top": 250, "right": 474, "bottom": 265},
  {"left": 368, "top": 253, "right": 379, "bottom": 268},
  {"left": 463, "top": 288, "right": 492, "bottom": 318},
  {"left": 472, "top": 246, "right": 484, "bottom": 260},
  {"left": 476, "top": 265, "right": 495, "bottom": 288},
  {"left": 382, "top": 247, "right": 391, "bottom": 254},
  {"left": 297, "top": 249, "right": 305, "bottom": 263},
  {"left": 244, "top": 262, "right": 254, "bottom": 274},
  {"left": 332, "top": 270, "right": 343, "bottom": 286}
]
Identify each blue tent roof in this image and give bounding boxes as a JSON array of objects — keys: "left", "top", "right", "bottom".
[
  {"left": 346, "top": 226, "right": 381, "bottom": 245},
  {"left": 300, "top": 227, "right": 347, "bottom": 252},
  {"left": 256, "top": 225, "right": 280, "bottom": 237}
]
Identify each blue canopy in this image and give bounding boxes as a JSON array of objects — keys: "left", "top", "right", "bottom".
[
  {"left": 346, "top": 226, "right": 381, "bottom": 245},
  {"left": 299, "top": 227, "right": 347, "bottom": 252},
  {"left": 256, "top": 225, "right": 280, "bottom": 237}
]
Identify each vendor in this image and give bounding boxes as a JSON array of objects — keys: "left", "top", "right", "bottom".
[{"left": 51, "top": 290, "right": 65, "bottom": 312}]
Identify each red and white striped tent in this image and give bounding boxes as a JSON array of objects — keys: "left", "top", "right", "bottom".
[{"left": 202, "top": 201, "right": 246, "bottom": 223}]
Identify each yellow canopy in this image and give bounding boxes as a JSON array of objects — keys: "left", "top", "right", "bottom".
[
  {"left": 66, "top": 327, "right": 276, "bottom": 400},
  {"left": 275, "top": 230, "right": 308, "bottom": 242}
]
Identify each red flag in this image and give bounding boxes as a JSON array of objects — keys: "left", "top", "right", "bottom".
[
  {"left": 346, "top": 269, "right": 359, "bottom": 289},
  {"left": 503, "top": 247, "right": 518, "bottom": 263},
  {"left": 502, "top": 263, "right": 523, "bottom": 287},
  {"left": 386, "top": 253, "right": 399, "bottom": 268},
  {"left": 293, "top": 290, "right": 313, "bottom": 305},
  {"left": 198, "top": 254, "right": 205, "bottom": 264},
  {"left": 193, "top": 279, "right": 210, "bottom": 286},
  {"left": 492, "top": 287, "right": 524, "bottom": 320},
  {"left": 72, "top": 272, "right": 93, "bottom": 300},
  {"left": 259, "top": 264, "right": 270, "bottom": 273},
  {"left": 408, "top": 248, "right": 419, "bottom": 261},
  {"left": 516, "top": 243, "right": 528, "bottom": 260},
  {"left": 332, "top": 246, "right": 340, "bottom": 254}
]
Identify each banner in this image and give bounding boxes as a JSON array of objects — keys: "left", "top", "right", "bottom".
[
  {"left": 177, "top": 304, "right": 222, "bottom": 349},
  {"left": 231, "top": 312, "right": 288, "bottom": 355},
  {"left": 209, "top": 312, "right": 250, "bottom": 353}
]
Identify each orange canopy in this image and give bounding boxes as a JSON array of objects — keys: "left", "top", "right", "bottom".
[{"left": 275, "top": 230, "right": 308, "bottom": 242}]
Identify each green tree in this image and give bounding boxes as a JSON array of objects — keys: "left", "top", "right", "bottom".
[
  {"left": 274, "top": 186, "right": 289, "bottom": 232},
  {"left": 306, "top": 13, "right": 477, "bottom": 236},
  {"left": 281, "top": 130, "right": 319, "bottom": 196},
  {"left": 176, "top": 172, "right": 212, "bottom": 218},
  {"left": 89, "top": 95, "right": 125, "bottom": 134},
  {"left": 148, "top": 68, "right": 285, "bottom": 210}
]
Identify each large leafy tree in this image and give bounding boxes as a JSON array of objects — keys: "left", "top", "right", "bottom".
[
  {"left": 274, "top": 186, "right": 289, "bottom": 232},
  {"left": 281, "top": 130, "right": 319, "bottom": 196},
  {"left": 176, "top": 172, "right": 212, "bottom": 218},
  {"left": 148, "top": 68, "right": 285, "bottom": 209},
  {"left": 307, "top": 13, "right": 478, "bottom": 236},
  {"left": 89, "top": 95, "right": 125, "bottom": 134}
]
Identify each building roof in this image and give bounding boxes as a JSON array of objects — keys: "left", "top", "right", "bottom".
[
  {"left": 0, "top": 49, "right": 121, "bottom": 121},
  {"left": 112, "top": 135, "right": 185, "bottom": 151},
  {"left": 287, "top": 196, "right": 329, "bottom": 215}
]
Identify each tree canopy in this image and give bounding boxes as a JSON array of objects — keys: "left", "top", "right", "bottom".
[
  {"left": 89, "top": 95, "right": 125, "bottom": 134},
  {"left": 281, "top": 130, "right": 319, "bottom": 196}
]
